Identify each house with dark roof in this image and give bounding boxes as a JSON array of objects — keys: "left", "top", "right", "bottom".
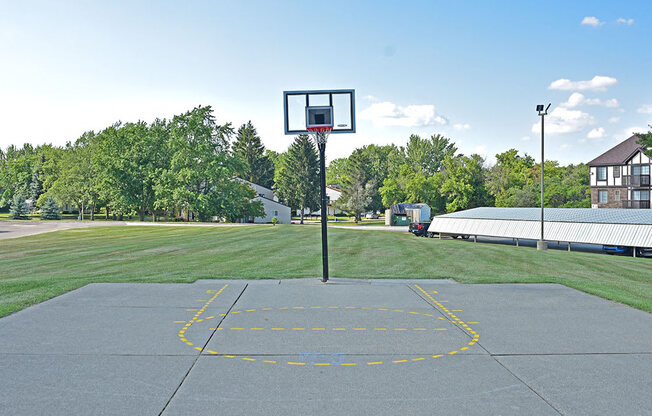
[{"left": 587, "top": 135, "right": 651, "bottom": 209}]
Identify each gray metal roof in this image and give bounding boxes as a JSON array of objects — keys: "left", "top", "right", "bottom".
[{"left": 437, "top": 207, "right": 652, "bottom": 225}]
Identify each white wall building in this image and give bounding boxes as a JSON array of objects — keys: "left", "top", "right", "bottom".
[
  {"left": 296, "top": 185, "right": 343, "bottom": 217},
  {"left": 236, "top": 178, "right": 291, "bottom": 224}
]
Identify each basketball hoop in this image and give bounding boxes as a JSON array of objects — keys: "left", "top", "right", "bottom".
[{"left": 307, "top": 126, "right": 332, "bottom": 145}]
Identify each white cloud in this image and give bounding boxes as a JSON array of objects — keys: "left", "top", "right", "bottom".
[
  {"left": 560, "top": 143, "right": 572, "bottom": 150},
  {"left": 560, "top": 92, "right": 619, "bottom": 108},
  {"left": 521, "top": 136, "right": 531, "bottom": 142},
  {"left": 359, "top": 101, "right": 448, "bottom": 128},
  {"left": 548, "top": 75, "right": 618, "bottom": 92},
  {"left": 364, "top": 95, "right": 380, "bottom": 102},
  {"left": 621, "top": 126, "right": 648, "bottom": 137},
  {"left": 581, "top": 16, "right": 605, "bottom": 27},
  {"left": 608, "top": 116, "right": 621, "bottom": 123},
  {"left": 637, "top": 104, "right": 652, "bottom": 114},
  {"left": 474, "top": 145, "right": 487, "bottom": 154},
  {"left": 617, "top": 17, "right": 634, "bottom": 25},
  {"left": 453, "top": 123, "right": 471, "bottom": 131},
  {"left": 587, "top": 127, "right": 606, "bottom": 139},
  {"left": 531, "top": 106, "right": 595, "bottom": 134}
]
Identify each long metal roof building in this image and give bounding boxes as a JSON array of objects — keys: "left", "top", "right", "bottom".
[{"left": 428, "top": 207, "right": 652, "bottom": 248}]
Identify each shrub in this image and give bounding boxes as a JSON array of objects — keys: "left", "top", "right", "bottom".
[
  {"left": 41, "top": 197, "right": 62, "bottom": 220},
  {"left": 9, "top": 194, "right": 29, "bottom": 219},
  {"left": 271, "top": 216, "right": 278, "bottom": 226}
]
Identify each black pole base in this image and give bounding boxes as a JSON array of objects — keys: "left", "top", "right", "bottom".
[{"left": 318, "top": 140, "right": 329, "bottom": 283}]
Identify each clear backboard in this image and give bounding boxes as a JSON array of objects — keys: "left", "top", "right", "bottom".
[{"left": 283, "top": 89, "right": 355, "bottom": 134}]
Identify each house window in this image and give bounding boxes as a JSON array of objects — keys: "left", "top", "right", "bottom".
[
  {"left": 273, "top": 210, "right": 279, "bottom": 216},
  {"left": 633, "top": 190, "right": 650, "bottom": 201},
  {"left": 597, "top": 167, "right": 607, "bottom": 181},
  {"left": 643, "top": 165, "right": 650, "bottom": 175},
  {"left": 614, "top": 190, "right": 620, "bottom": 201},
  {"left": 613, "top": 166, "right": 620, "bottom": 178},
  {"left": 598, "top": 190, "right": 608, "bottom": 203},
  {"left": 632, "top": 165, "right": 649, "bottom": 176}
]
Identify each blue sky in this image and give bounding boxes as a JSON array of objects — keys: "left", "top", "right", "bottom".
[{"left": 1, "top": 0, "right": 650, "bottom": 165}]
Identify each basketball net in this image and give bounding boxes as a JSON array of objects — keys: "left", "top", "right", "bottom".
[{"left": 307, "top": 126, "right": 332, "bottom": 145}]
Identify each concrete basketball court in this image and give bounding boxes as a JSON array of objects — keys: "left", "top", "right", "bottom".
[{"left": 0, "top": 279, "right": 650, "bottom": 415}]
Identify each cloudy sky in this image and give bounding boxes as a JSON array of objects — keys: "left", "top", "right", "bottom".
[{"left": 1, "top": 1, "right": 650, "bottom": 165}]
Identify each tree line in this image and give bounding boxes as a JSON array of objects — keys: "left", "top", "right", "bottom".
[{"left": 1, "top": 105, "right": 595, "bottom": 222}]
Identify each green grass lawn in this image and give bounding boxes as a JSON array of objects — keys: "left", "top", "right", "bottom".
[{"left": 1, "top": 224, "right": 651, "bottom": 317}]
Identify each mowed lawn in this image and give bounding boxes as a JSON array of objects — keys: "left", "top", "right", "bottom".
[{"left": 1, "top": 224, "right": 651, "bottom": 317}]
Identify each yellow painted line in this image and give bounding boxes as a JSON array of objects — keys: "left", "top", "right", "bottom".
[
  {"left": 393, "top": 309, "right": 404, "bottom": 312},
  {"left": 173, "top": 321, "right": 186, "bottom": 323},
  {"left": 367, "top": 361, "right": 383, "bottom": 365},
  {"left": 250, "top": 328, "right": 264, "bottom": 330},
  {"left": 374, "top": 328, "right": 387, "bottom": 331},
  {"left": 314, "top": 363, "right": 331, "bottom": 366},
  {"left": 412, "top": 357, "right": 425, "bottom": 361},
  {"left": 279, "top": 307, "right": 288, "bottom": 310},
  {"left": 246, "top": 309, "right": 256, "bottom": 312},
  {"left": 332, "top": 328, "right": 346, "bottom": 331},
  {"left": 312, "top": 328, "right": 326, "bottom": 330},
  {"left": 434, "top": 328, "right": 448, "bottom": 331},
  {"left": 271, "top": 328, "right": 285, "bottom": 331},
  {"left": 340, "top": 363, "right": 357, "bottom": 366},
  {"left": 205, "top": 350, "right": 218, "bottom": 354},
  {"left": 205, "top": 316, "right": 214, "bottom": 319},
  {"left": 353, "top": 328, "right": 367, "bottom": 331},
  {"left": 423, "top": 313, "right": 434, "bottom": 317},
  {"left": 196, "top": 319, "right": 204, "bottom": 322},
  {"left": 180, "top": 338, "right": 187, "bottom": 342},
  {"left": 409, "top": 312, "right": 420, "bottom": 315},
  {"left": 263, "top": 360, "right": 277, "bottom": 363},
  {"left": 186, "top": 342, "right": 193, "bottom": 346},
  {"left": 292, "top": 328, "right": 305, "bottom": 331},
  {"left": 195, "top": 347, "right": 202, "bottom": 351},
  {"left": 223, "top": 355, "right": 235, "bottom": 358},
  {"left": 431, "top": 290, "right": 438, "bottom": 294},
  {"left": 393, "top": 359, "right": 408, "bottom": 363},
  {"left": 310, "top": 306, "right": 322, "bottom": 309},
  {"left": 467, "top": 322, "right": 479, "bottom": 324},
  {"left": 360, "top": 307, "right": 371, "bottom": 309},
  {"left": 378, "top": 308, "right": 389, "bottom": 311},
  {"left": 432, "top": 354, "right": 444, "bottom": 358},
  {"left": 293, "top": 307, "right": 304, "bottom": 309},
  {"left": 242, "top": 357, "right": 256, "bottom": 361},
  {"left": 219, "top": 313, "right": 226, "bottom": 316},
  {"left": 468, "top": 341, "right": 475, "bottom": 346},
  {"left": 287, "top": 362, "right": 306, "bottom": 365},
  {"left": 231, "top": 311, "right": 241, "bottom": 314},
  {"left": 448, "top": 351, "right": 458, "bottom": 355},
  {"left": 343, "top": 306, "right": 356, "bottom": 309},
  {"left": 460, "top": 347, "right": 469, "bottom": 351},
  {"left": 327, "top": 306, "right": 339, "bottom": 309},
  {"left": 261, "top": 308, "right": 272, "bottom": 311},
  {"left": 206, "top": 290, "right": 214, "bottom": 293},
  {"left": 414, "top": 328, "right": 427, "bottom": 331},
  {"left": 393, "top": 328, "right": 407, "bottom": 331}
]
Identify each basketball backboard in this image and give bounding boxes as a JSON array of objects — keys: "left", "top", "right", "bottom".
[{"left": 283, "top": 89, "right": 355, "bottom": 134}]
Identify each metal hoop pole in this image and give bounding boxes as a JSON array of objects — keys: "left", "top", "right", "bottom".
[{"left": 317, "top": 131, "right": 329, "bottom": 282}]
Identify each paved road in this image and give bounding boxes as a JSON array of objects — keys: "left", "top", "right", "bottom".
[
  {"left": 0, "top": 279, "right": 650, "bottom": 415},
  {"left": 0, "top": 220, "right": 127, "bottom": 240}
]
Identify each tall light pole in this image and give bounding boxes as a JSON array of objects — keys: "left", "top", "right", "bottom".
[{"left": 536, "top": 103, "right": 551, "bottom": 251}]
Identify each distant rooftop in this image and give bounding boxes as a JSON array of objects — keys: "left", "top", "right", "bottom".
[
  {"left": 587, "top": 135, "right": 644, "bottom": 166},
  {"left": 437, "top": 207, "right": 652, "bottom": 225}
]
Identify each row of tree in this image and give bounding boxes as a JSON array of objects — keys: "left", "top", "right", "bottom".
[
  {"left": 0, "top": 106, "right": 271, "bottom": 221},
  {"left": 327, "top": 134, "right": 592, "bottom": 221},
  {"left": 4, "top": 107, "right": 637, "bottom": 223}
]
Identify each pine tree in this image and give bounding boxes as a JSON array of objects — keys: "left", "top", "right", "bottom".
[
  {"left": 40, "top": 197, "right": 62, "bottom": 220},
  {"left": 9, "top": 194, "right": 28, "bottom": 219},
  {"left": 232, "top": 121, "right": 275, "bottom": 188},
  {"left": 274, "top": 135, "right": 320, "bottom": 224}
]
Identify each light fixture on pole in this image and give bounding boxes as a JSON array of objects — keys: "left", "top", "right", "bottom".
[{"left": 536, "top": 103, "right": 551, "bottom": 251}]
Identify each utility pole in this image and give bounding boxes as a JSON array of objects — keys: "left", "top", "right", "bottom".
[{"left": 536, "top": 103, "right": 551, "bottom": 251}]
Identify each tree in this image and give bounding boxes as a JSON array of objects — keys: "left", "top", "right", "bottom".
[
  {"left": 486, "top": 149, "right": 536, "bottom": 207},
  {"left": 9, "top": 194, "right": 28, "bottom": 219},
  {"left": 274, "top": 135, "right": 319, "bottom": 224},
  {"left": 232, "top": 121, "right": 275, "bottom": 189},
  {"left": 338, "top": 152, "right": 377, "bottom": 222},
  {"left": 154, "top": 106, "right": 261, "bottom": 222},
  {"left": 440, "top": 154, "right": 491, "bottom": 212},
  {"left": 40, "top": 197, "right": 61, "bottom": 220},
  {"left": 636, "top": 126, "right": 652, "bottom": 157},
  {"left": 405, "top": 134, "right": 457, "bottom": 175},
  {"left": 95, "top": 120, "right": 170, "bottom": 221}
]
